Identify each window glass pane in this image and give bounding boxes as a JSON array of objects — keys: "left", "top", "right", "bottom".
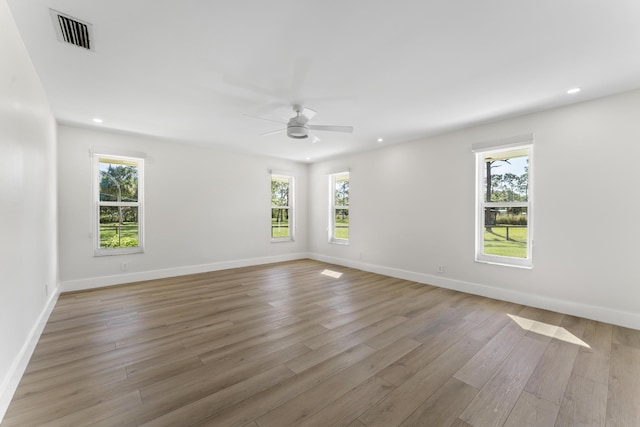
[
  {"left": 483, "top": 153, "right": 528, "bottom": 202},
  {"left": 271, "top": 208, "right": 289, "bottom": 238},
  {"left": 483, "top": 207, "right": 528, "bottom": 258},
  {"left": 271, "top": 177, "right": 290, "bottom": 207},
  {"left": 334, "top": 176, "right": 349, "bottom": 206},
  {"left": 99, "top": 159, "right": 139, "bottom": 202},
  {"left": 99, "top": 206, "right": 139, "bottom": 248},
  {"left": 334, "top": 208, "right": 349, "bottom": 239}
]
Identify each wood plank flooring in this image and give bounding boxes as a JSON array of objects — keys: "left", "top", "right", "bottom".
[{"left": 3, "top": 259, "right": 639, "bottom": 426}]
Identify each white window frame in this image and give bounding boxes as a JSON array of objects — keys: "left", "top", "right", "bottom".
[
  {"left": 474, "top": 141, "right": 533, "bottom": 268},
  {"left": 93, "top": 153, "right": 144, "bottom": 256},
  {"left": 329, "top": 171, "right": 350, "bottom": 244},
  {"left": 270, "top": 173, "right": 294, "bottom": 243}
]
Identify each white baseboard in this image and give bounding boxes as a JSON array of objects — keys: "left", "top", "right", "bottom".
[
  {"left": 0, "top": 287, "right": 60, "bottom": 423},
  {"left": 309, "top": 253, "right": 640, "bottom": 330},
  {"left": 60, "top": 252, "right": 310, "bottom": 292}
]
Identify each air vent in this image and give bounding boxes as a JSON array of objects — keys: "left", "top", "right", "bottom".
[{"left": 50, "top": 9, "right": 94, "bottom": 51}]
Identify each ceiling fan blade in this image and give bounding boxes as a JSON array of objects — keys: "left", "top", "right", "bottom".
[
  {"left": 243, "top": 114, "right": 286, "bottom": 125},
  {"left": 308, "top": 124, "right": 354, "bottom": 133},
  {"left": 302, "top": 107, "right": 317, "bottom": 120},
  {"left": 290, "top": 58, "right": 312, "bottom": 100},
  {"left": 260, "top": 128, "right": 286, "bottom": 136},
  {"left": 310, "top": 135, "right": 321, "bottom": 144}
]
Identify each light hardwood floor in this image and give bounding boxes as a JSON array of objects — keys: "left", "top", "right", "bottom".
[{"left": 3, "top": 259, "right": 639, "bottom": 426}]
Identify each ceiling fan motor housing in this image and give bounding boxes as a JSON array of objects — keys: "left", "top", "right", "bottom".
[{"left": 287, "top": 115, "right": 309, "bottom": 139}]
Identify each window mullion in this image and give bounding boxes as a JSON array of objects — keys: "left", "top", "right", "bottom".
[
  {"left": 99, "top": 201, "right": 140, "bottom": 207},
  {"left": 483, "top": 202, "right": 528, "bottom": 208}
]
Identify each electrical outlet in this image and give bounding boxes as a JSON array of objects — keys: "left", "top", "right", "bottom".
[
  {"left": 121, "top": 262, "right": 129, "bottom": 271},
  {"left": 436, "top": 264, "right": 444, "bottom": 274}
]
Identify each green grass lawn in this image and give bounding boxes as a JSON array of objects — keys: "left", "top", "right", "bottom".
[
  {"left": 484, "top": 225, "right": 527, "bottom": 258},
  {"left": 271, "top": 220, "right": 290, "bottom": 238},
  {"left": 100, "top": 223, "right": 139, "bottom": 247},
  {"left": 335, "top": 220, "right": 349, "bottom": 239}
]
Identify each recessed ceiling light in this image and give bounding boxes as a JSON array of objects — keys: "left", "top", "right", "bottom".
[
  {"left": 567, "top": 87, "right": 581, "bottom": 94},
  {"left": 377, "top": 138, "right": 384, "bottom": 143},
  {"left": 92, "top": 117, "right": 103, "bottom": 123},
  {"left": 305, "top": 157, "right": 311, "bottom": 161}
]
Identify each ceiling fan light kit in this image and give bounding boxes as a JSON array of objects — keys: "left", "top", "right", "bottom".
[{"left": 287, "top": 125, "right": 309, "bottom": 139}]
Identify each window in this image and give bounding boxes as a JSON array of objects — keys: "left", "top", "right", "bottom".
[
  {"left": 271, "top": 174, "right": 294, "bottom": 242},
  {"left": 329, "top": 171, "right": 349, "bottom": 244},
  {"left": 476, "top": 144, "right": 532, "bottom": 267},
  {"left": 94, "top": 154, "right": 144, "bottom": 255}
]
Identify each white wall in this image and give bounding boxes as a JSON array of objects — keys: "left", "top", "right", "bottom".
[
  {"left": 57, "top": 125, "right": 308, "bottom": 291},
  {"left": 0, "top": 0, "right": 58, "bottom": 419},
  {"left": 309, "top": 89, "right": 640, "bottom": 329}
]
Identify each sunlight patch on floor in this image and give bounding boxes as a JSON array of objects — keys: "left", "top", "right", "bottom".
[
  {"left": 321, "top": 269, "right": 343, "bottom": 278},
  {"left": 507, "top": 314, "right": 590, "bottom": 348}
]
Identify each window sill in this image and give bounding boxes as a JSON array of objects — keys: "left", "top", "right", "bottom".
[
  {"left": 329, "top": 239, "right": 349, "bottom": 246},
  {"left": 271, "top": 238, "right": 294, "bottom": 243},
  {"left": 475, "top": 257, "right": 532, "bottom": 269},
  {"left": 94, "top": 247, "right": 144, "bottom": 257}
]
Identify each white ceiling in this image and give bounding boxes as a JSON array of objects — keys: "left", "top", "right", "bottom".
[{"left": 7, "top": 0, "right": 640, "bottom": 162}]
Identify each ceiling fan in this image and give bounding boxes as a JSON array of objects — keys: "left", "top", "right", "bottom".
[{"left": 247, "top": 105, "right": 353, "bottom": 142}]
